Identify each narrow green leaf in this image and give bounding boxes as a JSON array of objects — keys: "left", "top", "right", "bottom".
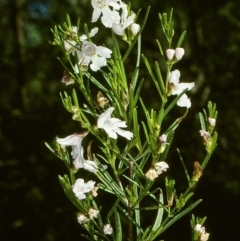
[
  {"left": 114, "top": 210, "right": 122, "bottom": 241},
  {"left": 176, "top": 31, "right": 187, "bottom": 47},
  {"left": 154, "top": 199, "right": 202, "bottom": 238},
  {"left": 199, "top": 112, "right": 206, "bottom": 130},
  {"left": 152, "top": 190, "right": 164, "bottom": 231}
]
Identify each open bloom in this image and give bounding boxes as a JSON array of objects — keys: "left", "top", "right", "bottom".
[
  {"left": 72, "top": 178, "right": 95, "bottom": 200},
  {"left": 97, "top": 107, "right": 133, "bottom": 140},
  {"left": 73, "top": 41, "right": 112, "bottom": 71},
  {"left": 56, "top": 133, "right": 97, "bottom": 173},
  {"left": 112, "top": 3, "right": 135, "bottom": 36},
  {"left": 91, "top": 0, "right": 121, "bottom": 28},
  {"left": 168, "top": 69, "right": 194, "bottom": 108},
  {"left": 154, "top": 161, "right": 169, "bottom": 175}
]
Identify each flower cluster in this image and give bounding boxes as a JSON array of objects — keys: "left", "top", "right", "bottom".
[
  {"left": 77, "top": 208, "right": 99, "bottom": 224},
  {"left": 91, "top": 0, "right": 139, "bottom": 36},
  {"left": 50, "top": 1, "right": 219, "bottom": 240}
]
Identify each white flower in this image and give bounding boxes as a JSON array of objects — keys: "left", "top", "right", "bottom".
[
  {"left": 154, "top": 161, "right": 169, "bottom": 175},
  {"left": 72, "top": 178, "right": 95, "bottom": 200},
  {"left": 103, "top": 224, "right": 113, "bottom": 235},
  {"left": 168, "top": 69, "right": 194, "bottom": 108},
  {"left": 168, "top": 70, "right": 194, "bottom": 95},
  {"left": 80, "top": 27, "right": 99, "bottom": 41},
  {"left": 91, "top": 0, "right": 121, "bottom": 28},
  {"left": 77, "top": 212, "right": 89, "bottom": 224},
  {"left": 97, "top": 107, "right": 133, "bottom": 140},
  {"left": 56, "top": 133, "right": 97, "bottom": 173},
  {"left": 73, "top": 41, "right": 112, "bottom": 71},
  {"left": 112, "top": 3, "right": 135, "bottom": 36}
]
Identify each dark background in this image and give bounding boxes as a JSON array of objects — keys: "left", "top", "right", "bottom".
[{"left": 1, "top": 0, "right": 240, "bottom": 240}]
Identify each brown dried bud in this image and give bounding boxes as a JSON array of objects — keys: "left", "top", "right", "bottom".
[
  {"left": 97, "top": 91, "right": 109, "bottom": 108},
  {"left": 192, "top": 161, "right": 203, "bottom": 182}
]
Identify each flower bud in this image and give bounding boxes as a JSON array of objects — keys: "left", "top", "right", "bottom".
[
  {"left": 208, "top": 117, "right": 216, "bottom": 126},
  {"left": 194, "top": 224, "right": 202, "bottom": 232},
  {"left": 175, "top": 47, "right": 185, "bottom": 60},
  {"left": 130, "top": 23, "right": 140, "bottom": 36},
  {"left": 166, "top": 49, "right": 175, "bottom": 61}
]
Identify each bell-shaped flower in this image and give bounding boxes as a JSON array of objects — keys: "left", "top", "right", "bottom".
[
  {"left": 168, "top": 69, "right": 194, "bottom": 108},
  {"left": 73, "top": 41, "right": 112, "bottom": 71},
  {"left": 112, "top": 3, "right": 135, "bottom": 36},
  {"left": 91, "top": 0, "right": 121, "bottom": 28},
  {"left": 56, "top": 133, "right": 97, "bottom": 173},
  {"left": 97, "top": 107, "right": 133, "bottom": 140},
  {"left": 72, "top": 178, "right": 95, "bottom": 200}
]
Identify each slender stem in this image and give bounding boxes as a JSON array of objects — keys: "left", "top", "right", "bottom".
[{"left": 128, "top": 160, "right": 134, "bottom": 241}]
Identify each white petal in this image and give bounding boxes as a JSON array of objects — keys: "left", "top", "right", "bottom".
[
  {"left": 97, "top": 107, "right": 115, "bottom": 128},
  {"left": 112, "top": 23, "right": 125, "bottom": 36},
  {"left": 90, "top": 27, "right": 99, "bottom": 37},
  {"left": 169, "top": 69, "right": 180, "bottom": 84},
  {"left": 92, "top": 8, "right": 101, "bottom": 22},
  {"left": 101, "top": 7, "right": 120, "bottom": 27},
  {"left": 114, "top": 128, "right": 133, "bottom": 140},
  {"left": 104, "top": 127, "right": 118, "bottom": 139},
  {"left": 56, "top": 134, "right": 81, "bottom": 146},
  {"left": 96, "top": 46, "right": 112, "bottom": 58},
  {"left": 172, "top": 82, "right": 195, "bottom": 95},
  {"left": 177, "top": 94, "right": 191, "bottom": 108},
  {"left": 83, "top": 160, "right": 98, "bottom": 173}
]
